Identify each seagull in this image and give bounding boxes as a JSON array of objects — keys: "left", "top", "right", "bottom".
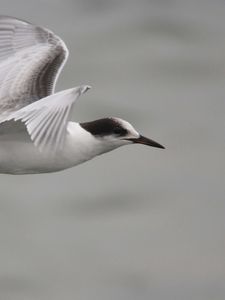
[{"left": 0, "top": 16, "right": 164, "bottom": 175}]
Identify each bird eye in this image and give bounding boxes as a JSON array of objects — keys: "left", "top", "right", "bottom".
[
  {"left": 113, "top": 126, "right": 123, "bottom": 135},
  {"left": 113, "top": 127, "right": 126, "bottom": 135}
]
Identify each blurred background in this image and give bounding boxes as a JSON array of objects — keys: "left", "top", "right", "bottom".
[{"left": 0, "top": 0, "right": 225, "bottom": 299}]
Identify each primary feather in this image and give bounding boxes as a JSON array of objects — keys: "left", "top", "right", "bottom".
[{"left": 0, "top": 16, "right": 68, "bottom": 115}]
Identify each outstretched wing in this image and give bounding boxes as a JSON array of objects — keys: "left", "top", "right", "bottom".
[
  {"left": 1, "top": 85, "right": 91, "bottom": 152},
  {"left": 0, "top": 16, "right": 68, "bottom": 115}
]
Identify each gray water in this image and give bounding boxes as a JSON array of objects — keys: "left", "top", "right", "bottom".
[{"left": 0, "top": 0, "right": 225, "bottom": 299}]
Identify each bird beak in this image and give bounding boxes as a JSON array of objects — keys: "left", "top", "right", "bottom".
[{"left": 129, "top": 135, "right": 165, "bottom": 149}]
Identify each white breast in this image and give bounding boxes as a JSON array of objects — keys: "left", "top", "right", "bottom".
[{"left": 0, "top": 122, "right": 101, "bottom": 174}]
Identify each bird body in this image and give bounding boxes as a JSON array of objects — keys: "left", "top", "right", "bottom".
[
  {"left": 0, "top": 16, "right": 164, "bottom": 175},
  {"left": 0, "top": 120, "right": 135, "bottom": 174},
  {"left": 0, "top": 122, "right": 95, "bottom": 174}
]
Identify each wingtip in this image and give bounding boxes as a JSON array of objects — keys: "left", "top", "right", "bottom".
[
  {"left": 80, "top": 85, "right": 92, "bottom": 94},
  {"left": 72, "top": 85, "right": 91, "bottom": 96}
]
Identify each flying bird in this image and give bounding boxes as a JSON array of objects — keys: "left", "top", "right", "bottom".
[{"left": 0, "top": 16, "right": 164, "bottom": 174}]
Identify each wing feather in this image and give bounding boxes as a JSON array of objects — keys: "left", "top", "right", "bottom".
[
  {"left": 1, "top": 86, "right": 91, "bottom": 152},
  {"left": 0, "top": 16, "right": 69, "bottom": 115}
]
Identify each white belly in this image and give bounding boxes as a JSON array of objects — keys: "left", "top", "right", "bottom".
[
  {"left": 0, "top": 139, "right": 83, "bottom": 175},
  {"left": 0, "top": 122, "right": 100, "bottom": 174}
]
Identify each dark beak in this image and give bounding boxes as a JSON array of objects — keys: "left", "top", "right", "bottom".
[{"left": 129, "top": 135, "right": 165, "bottom": 149}]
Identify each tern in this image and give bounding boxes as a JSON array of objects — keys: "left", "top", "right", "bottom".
[{"left": 0, "top": 16, "right": 164, "bottom": 175}]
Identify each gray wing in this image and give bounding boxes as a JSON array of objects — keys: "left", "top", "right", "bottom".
[
  {"left": 0, "top": 16, "right": 68, "bottom": 115},
  {"left": 1, "top": 85, "right": 91, "bottom": 152}
]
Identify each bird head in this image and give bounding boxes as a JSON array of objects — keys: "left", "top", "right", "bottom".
[{"left": 80, "top": 117, "right": 164, "bottom": 152}]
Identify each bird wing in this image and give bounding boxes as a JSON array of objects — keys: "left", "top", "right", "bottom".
[
  {"left": 0, "top": 85, "right": 91, "bottom": 152},
  {"left": 0, "top": 16, "right": 68, "bottom": 115}
]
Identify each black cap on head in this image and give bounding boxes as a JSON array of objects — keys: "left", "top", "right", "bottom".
[{"left": 80, "top": 118, "right": 128, "bottom": 137}]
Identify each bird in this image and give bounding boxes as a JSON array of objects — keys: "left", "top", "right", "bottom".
[{"left": 0, "top": 16, "right": 164, "bottom": 175}]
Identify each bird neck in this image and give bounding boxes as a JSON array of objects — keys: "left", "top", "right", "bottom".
[{"left": 65, "top": 122, "right": 119, "bottom": 163}]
